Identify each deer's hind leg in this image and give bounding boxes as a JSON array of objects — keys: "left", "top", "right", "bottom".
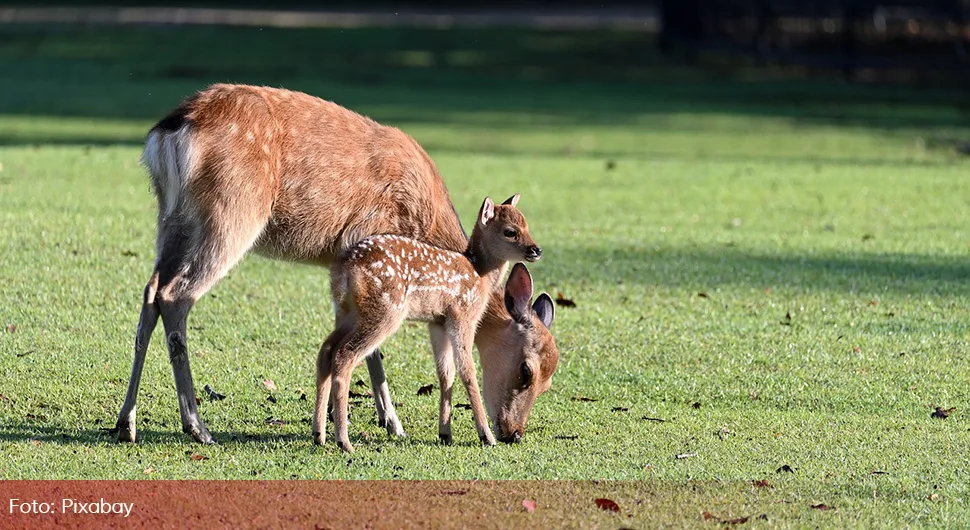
[{"left": 328, "top": 306, "right": 406, "bottom": 453}]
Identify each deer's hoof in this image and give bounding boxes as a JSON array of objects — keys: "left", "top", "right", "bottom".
[{"left": 116, "top": 423, "right": 136, "bottom": 443}]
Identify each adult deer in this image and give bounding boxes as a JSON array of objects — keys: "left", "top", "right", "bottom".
[{"left": 114, "top": 84, "right": 559, "bottom": 446}]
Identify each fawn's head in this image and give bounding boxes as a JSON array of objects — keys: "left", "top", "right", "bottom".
[
  {"left": 477, "top": 263, "right": 558, "bottom": 444},
  {"left": 473, "top": 195, "right": 542, "bottom": 264}
]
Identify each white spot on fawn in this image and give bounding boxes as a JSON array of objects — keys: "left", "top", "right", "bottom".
[{"left": 246, "top": 131, "right": 255, "bottom": 142}]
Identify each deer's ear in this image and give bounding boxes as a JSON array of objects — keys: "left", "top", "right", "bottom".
[
  {"left": 502, "top": 194, "right": 520, "bottom": 207},
  {"left": 504, "top": 263, "right": 534, "bottom": 323},
  {"left": 533, "top": 292, "right": 555, "bottom": 329},
  {"left": 479, "top": 197, "right": 495, "bottom": 225}
]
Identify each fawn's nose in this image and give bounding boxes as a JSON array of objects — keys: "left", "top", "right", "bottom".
[{"left": 525, "top": 246, "right": 542, "bottom": 262}]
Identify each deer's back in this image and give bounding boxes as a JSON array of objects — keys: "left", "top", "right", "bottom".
[
  {"left": 161, "top": 84, "right": 467, "bottom": 265},
  {"left": 336, "top": 235, "right": 488, "bottom": 323}
]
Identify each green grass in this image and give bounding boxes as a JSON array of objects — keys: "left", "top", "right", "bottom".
[{"left": 1, "top": 23, "right": 970, "bottom": 527}]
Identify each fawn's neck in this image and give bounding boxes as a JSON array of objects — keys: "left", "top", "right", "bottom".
[{"left": 464, "top": 230, "right": 508, "bottom": 290}]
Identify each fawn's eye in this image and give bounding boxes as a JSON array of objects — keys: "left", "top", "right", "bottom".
[
  {"left": 520, "top": 362, "right": 533, "bottom": 387},
  {"left": 503, "top": 228, "right": 517, "bottom": 238}
]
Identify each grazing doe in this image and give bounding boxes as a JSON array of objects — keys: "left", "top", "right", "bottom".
[
  {"left": 115, "top": 84, "right": 559, "bottom": 447},
  {"left": 316, "top": 195, "right": 540, "bottom": 452}
]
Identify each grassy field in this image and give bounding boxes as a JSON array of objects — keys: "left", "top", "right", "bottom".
[{"left": 1, "top": 23, "right": 969, "bottom": 526}]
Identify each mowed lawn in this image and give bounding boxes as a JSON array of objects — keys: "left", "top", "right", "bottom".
[{"left": 1, "top": 23, "right": 970, "bottom": 526}]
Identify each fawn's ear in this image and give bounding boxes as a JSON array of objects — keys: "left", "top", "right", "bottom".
[
  {"left": 533, "top": 292, "right": 555, "bottom": 329},
  {"left": 504, "top": 263, "right": 534, "bottom": 324},
  {"left": 479, "top": 197, "right": 495, "bottom": 225},
  {"left": 502, "top": 194, "right": 520, "bottom": 207}
]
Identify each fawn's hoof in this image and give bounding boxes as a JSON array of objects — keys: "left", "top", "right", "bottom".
[
  {"left": 313, "top": 432, "right": 325, "bottom": 446},
  {"left": 336, "top": 440, "right": 355, "bottom": 454},
  {"left": 479, "top": 433, "right": 496, "bottom": 447},
  {"left": 439, "top": 433, "right": 453, "bottom": 445}
]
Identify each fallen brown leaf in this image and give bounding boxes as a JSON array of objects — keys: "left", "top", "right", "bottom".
[
  {"left": 121, "top": 249, "right": 139, "bottom": 257},
  {"left": 553, "top": 435, "right": 579, "bottom": 440},
  {"left": 522, "top": 499, "right": 537, "bottom": 513},
  {"left": 675, "top": 452, "right": 697, "bottom": 459},
  {"left": 262, "top": 379, "right": 277, "bottom": 392},
  {"left": 611, "top": 406, "right": 629, "bottom": 412},
  {"left": 204, "top": 384, "right": 226, "bottom": 401},
  {"left": 752, "top": 480, "right": 771, "bottom": 488},
  {"left": 6, "top": 324, "right": 15, "bottom": 334},
  {"left": 868, "top": 300, "right": 878, "bottom": 306},
  {"left": 931, "top": 406, "right": 955, "bottom": 419},
  {"left": 188, "top": 453, "right": 208, "bottom": 461},
  {"left": 697, "top": 292, "right": 710, "bottom": 299},
  {"left": 642, "top": 416, "right": 666, "bottom": 423},
  {"left": 454, "top": 403, "right": 472, "bottom": 410},
  {"left": 265, "top": 417, "right": 285, "bottom": 426},
  {"left": 780, "top": 311, "right": 792, "bottom": 326},
  {"left": 869, "top": 470, "right": 889, "bottom": 476},
  {"left": 30, "top": 439, "right": 42, "bottom": 446},
  {"left": 267, "top": 395, "right": 277, "bottom": 404},
  {"left": 571, "top": 396, "right": 598, "bottom": 402},
  {"left": 776, "top": 465, "right": 794, "bottom": 473},
  {"left": 417, "top": 384, "right": 434, "bottom": 396},
  {"left": 555, "top": 293, "right": 577, "bottom": 308},
  {"left": 723, "top": 516, "right": 750, "bottom": 525},
  {"left": 194, "top": 396, "right": 201, "bottom": 406},
  {"left": 810, "top": 503, "right": 833, "bottom": 511},
  {"left": 692, "top": 402, "right": 701, "bottom": 409},
  {"left": 702, "top": 511, "right": 716, "bottom": 520},
  {"left": 594, "top": 498, "right": 620, "bottom": 513},
  {"left": 143, "top": 467, "right": 154, "bottom": 475},
  {"left": 0, "top": 394, "right": 8, "bottom": 402},
  {"left": 348, "top": 390, "right": 371, "bottom": 399}
]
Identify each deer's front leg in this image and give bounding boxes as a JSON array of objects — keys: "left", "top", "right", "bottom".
[
  {"left": 447, "top": 321, "right": 496, "bottom": 446},
  {"left": 365, "top": 349, "right": 406, "bottom": 437},
  {"left": 429, "top": 323, "right": 455, "bottom": 445}
]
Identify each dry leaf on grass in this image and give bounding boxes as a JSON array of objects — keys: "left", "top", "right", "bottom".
[
  {"left": 262, "top": 379, "right": 277, "bottom": 392},
  {"left": 417, "top": 384, "right": 434, "bottom": 396},
  {"left": 522, "top": 499, "right": 537, "bottom": 513},
  {"left": 594, "top": 498, "right": 620, "bottom": 512},
  {"left": 555, "top": 293, "right": 576, "bottom": 308}
]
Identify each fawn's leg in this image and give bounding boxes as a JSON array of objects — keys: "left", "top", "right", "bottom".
[
  {"left": 330, "top": 314, "right": 402, "bottom": 453},
  {"left": 115, "top": 272, "right": 161, "bottom": 442},
  {"left": 365, "top": 350, "right": 405, "bottom": 437},
  {"left": 429, "top": 322, "right": 456, "bottom": 445},
  {"left": 312, "top": 318, "right": 353, "bottom": 446},
  {"left": 446, "top": 318, "right": 496, "bottom": 446}
]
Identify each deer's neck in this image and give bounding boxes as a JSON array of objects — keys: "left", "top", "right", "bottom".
[{"left": 465, "top": 231, "right": 508, "bottom": 290}]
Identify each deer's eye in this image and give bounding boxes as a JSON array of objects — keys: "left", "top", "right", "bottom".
[
  {"left": 520, "top": 362, "right": 534, "bottom": 387},
  {"left": 503, "top": 228, "right": 517, "bottom": 238}
]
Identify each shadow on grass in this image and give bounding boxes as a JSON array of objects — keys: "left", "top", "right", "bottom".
[
  {"left": 550, "top": 246, "right": 970, "bottom": 296},
  {"left": 0, "top": 422, "right": 467, "bottom": 449},
  {"left": 0, "top": 24, "right": 967, "bottom": 149}
]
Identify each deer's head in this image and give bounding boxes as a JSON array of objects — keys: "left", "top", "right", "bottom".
[{"left": 476, "top": 263, "right": 558, "bottom": 444}]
